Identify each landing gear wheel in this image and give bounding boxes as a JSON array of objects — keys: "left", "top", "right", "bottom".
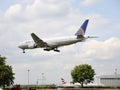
[
  {"left": 54, "top": 48, "right": 60, "bottom": 52},
  {"left": 23, "top": 49, "right": 25, "bottom": 53},
  {"left": 54, "top": 49, "right": 60, "bottom": 52}
]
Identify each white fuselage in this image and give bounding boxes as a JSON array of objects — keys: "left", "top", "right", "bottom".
[{"left": 18, "top": 36, "right": 86, "bottom": 50}]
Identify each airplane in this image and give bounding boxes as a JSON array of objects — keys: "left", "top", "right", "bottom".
[
  {"left": 60, "top": 77, "right": 73, "bottom": 86},
  {"left": 18, "top": 19, "right": 96, "bottom": 53},
  {"left": 61, "top": 77, "right": 67, "bottom": 85},
  {"left": 60, "top": 77, "right": 80, "bottom": 87}
]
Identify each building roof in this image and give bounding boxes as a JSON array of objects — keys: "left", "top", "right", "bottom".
[{"left": 97, "top": 75, "right": 120, "bottom": 79}]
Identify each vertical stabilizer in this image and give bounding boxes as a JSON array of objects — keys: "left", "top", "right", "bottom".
[
  {"left": 75, "top": 19, "right": 89, "bottom": 37},
  {"left": 61, "top": 77, "right": 67, "bottom": 84}
]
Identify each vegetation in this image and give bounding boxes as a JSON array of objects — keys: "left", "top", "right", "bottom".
[
  {"left": 71, "top": 64, "right": 95, "bottom": 87},
  {"left": 3, "top": 85, "right": 120, "bottom": 90},
  {"left": 0, "top": 55, "right": 15, "bottom": 89}
]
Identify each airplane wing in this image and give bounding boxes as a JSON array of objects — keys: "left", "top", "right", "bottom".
[{"left": 31, "top": 33, "right": 48, "bottom": 47}]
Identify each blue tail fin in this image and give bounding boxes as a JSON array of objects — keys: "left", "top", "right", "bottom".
[{"left": 75, "top": 19, "right": 89, "bottom": 37}]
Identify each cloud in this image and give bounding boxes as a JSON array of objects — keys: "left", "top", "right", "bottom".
[
  {"left": 1, "top": 0, "right": 108, "bottom": 38},
  {"left": 23, "top": 0, "right": 70, "bottom": 19},
  {"left": 81, "top": 0, "right": 101, "bottom": 6},
  {"left": 2, "top": 0, "right": 71, "bottom": 23},
  {"left": 77, "top": 37, "right": 120, "bottom": 61},
  {"left": 4, "top": 4, "right": 22, "bottom": 21}
]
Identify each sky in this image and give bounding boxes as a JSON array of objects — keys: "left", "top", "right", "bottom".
[{"left": 0, "top": 0, "right": 120, "bottom": 85}]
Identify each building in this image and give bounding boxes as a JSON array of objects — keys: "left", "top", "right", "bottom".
[{"left": 97, "top": 75, "right": 120, "bottom": 87}]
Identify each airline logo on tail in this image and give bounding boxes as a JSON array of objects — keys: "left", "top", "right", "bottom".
[
  {"left": 75, "top": 19, "right": 89, "bottom": 37},
  {"left": 61, "top": 77, "right": 67, "bottom": 84}
]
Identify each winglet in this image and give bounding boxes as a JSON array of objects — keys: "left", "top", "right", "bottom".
[{"left": 75, "top": 19, "right": 89, "bottom": 37}]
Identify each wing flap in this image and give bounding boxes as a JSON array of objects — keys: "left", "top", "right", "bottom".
[{"left": 31, "top": 33, "right": 47, "bottom": 47}]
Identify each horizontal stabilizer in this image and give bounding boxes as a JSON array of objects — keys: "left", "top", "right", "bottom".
[{"left": 87, "top": 36, "right": 98, "bottom": 38}]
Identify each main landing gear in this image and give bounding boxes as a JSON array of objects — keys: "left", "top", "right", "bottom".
[
  {"left": 54, "top": 49, "right": 60, "bottom": 52},
  {"left": 44, "top": 48, "right": 60, "bottom": 52}
]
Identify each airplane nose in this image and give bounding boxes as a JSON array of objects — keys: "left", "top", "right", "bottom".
[
  {"left": 18, "top": 45, "right": 23, "bottom": 49},
  {"left": 18, "top": 43, "right": 28, "bottom": 49},
  {"left": 18, "top": 41, "right": 29, "bottom": 50}
]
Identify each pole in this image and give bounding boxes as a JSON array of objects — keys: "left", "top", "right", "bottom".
[
  {"left": 114, "top": 68, "right": 118, "bottom": 89},
  {"left": 41, "top": 73, "right": 46, "bottom": 85},
  {"left": 27, "top": 69, "right": 30, "bottom": 90},
  {"left": 42, "top": 73, "right": 44, "bottom": 85}
]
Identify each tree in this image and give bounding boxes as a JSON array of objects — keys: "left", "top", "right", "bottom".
[
  {"left": 0, "top": 55, "right": 15, "bottom": 89},
  {"left": 0, "top": 56, "right": 6, "bottom": 65},
  {"left": 71, "top": 64, "right": 95, "bottom": 87}
]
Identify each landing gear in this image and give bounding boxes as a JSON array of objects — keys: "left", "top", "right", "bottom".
[
  {"left": 44, "top": 47, "right": 60, "bottom": 52},
  {"left": 44, "top": 48, "right": 50, "bottom": 51},
  {"left": 54, "top": 49, "right": 60, "bottom": 52},
  {"left": 23, "top": 49, "right": 25, "bottom": 53},
  {"left": 54, "top": 48, "right": 60, "bottom": 52}
]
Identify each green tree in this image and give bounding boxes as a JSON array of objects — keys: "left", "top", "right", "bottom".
[
  {"left": 0, "top": 56, "right": 6, "bottom": 65},
  {"left": 71, "top": 64, "right": 95, "bottom": 87},
  {"left": 0, "top": 55, "right": 15, "bottom": 89}
]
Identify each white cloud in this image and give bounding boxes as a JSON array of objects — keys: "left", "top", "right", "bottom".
[
  {"left": 1, "top": 0, "right": 111, "bottom": 39},
  {"left": 24, "top": 0, "right": 70, "bottom": 19},
  {"left": 4, "top": 4, "right": 22, "bottom": 19},
  {"left": 81, "top": 0, "right": 101, "bottom": 6},
  {"left": 78, "top": 37, "right": 120, "bottom": 60}
]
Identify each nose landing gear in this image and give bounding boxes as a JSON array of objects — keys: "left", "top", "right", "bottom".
[{"left": 23, "top": 49, "right": 25, "bottom": 53}]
